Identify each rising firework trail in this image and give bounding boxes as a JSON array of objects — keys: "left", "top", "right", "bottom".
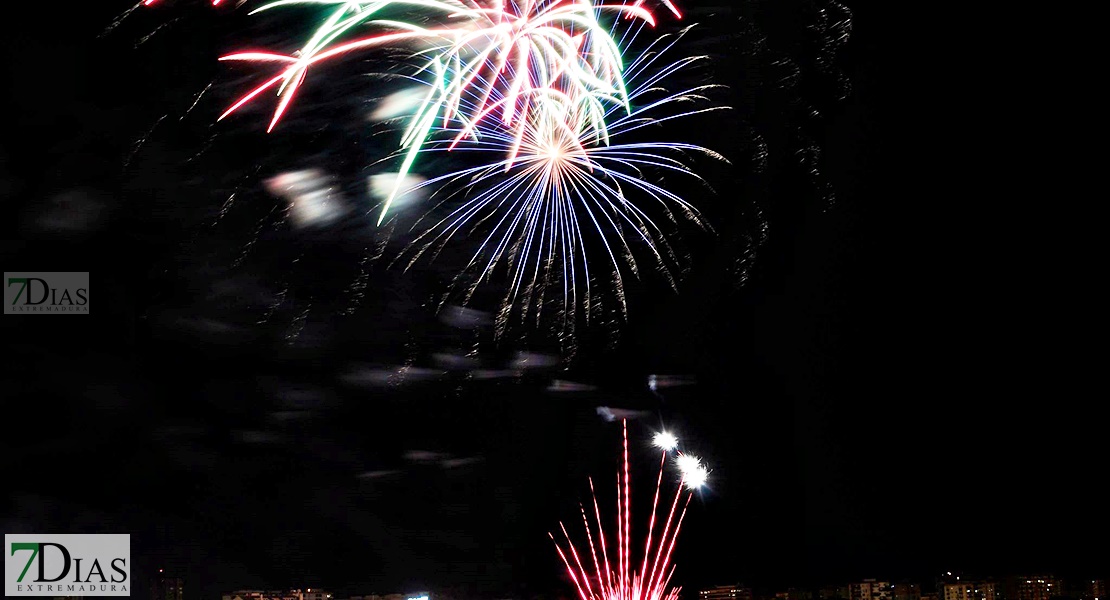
[{"left": 551, "top": 421, "right": 707, "bottom": 600}]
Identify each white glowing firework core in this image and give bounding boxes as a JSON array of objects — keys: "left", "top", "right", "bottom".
[
  {"left": 674, "top": 453, "right": 701, "bottom": 475},
  {"left": 683, "top": 466, "right": 708, "bottom": 490},
  {"left": 652, "top": 431, "right": 678, "bottom": 452}
]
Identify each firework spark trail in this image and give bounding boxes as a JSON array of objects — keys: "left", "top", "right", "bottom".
[
  {"left": 589, "top": 477, "right": 615, "bottom": 593},
  {"left": 581, "top": 504, "right": 606, "bottom": 595},
  {"left": 562, "top": 521, "right": 598, "bottom": 600},
  {"left": 644, "top": 464, "right": 685, "bottom": 600},
  {"left": 553, "top": 422, "right": 704, "bottom": 600},
  {"left": 180, "top": 82, "right": 214, "bottom": 120},
  {"left": 615, "top": 470, "right": 624, "bottom": 600},
  {"left": 650, "top": 494, "right": 691, "bottom": 598},
  {"left": 551, "top": 531, "right": 592, "bottom": 600},
  {"left": 101, "top": 1, "right": 146, "bottom": 38},
  {"left": 639, "top": 448, "right": 667, "bottom": 583},
  {"left": 623, "top": 419, "right": 632, "bottom": 600},
  {"left": 134, "top": 17, "right": 182, "bottom": 48},
  {"left": 124, "top": 114, "right": 168, "bottom": 168}
]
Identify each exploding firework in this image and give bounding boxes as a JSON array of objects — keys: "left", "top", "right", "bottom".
[
  {"left": 210, "top": 0, "right": 680, "bottom": 223},
  {"left": 551, "top": 421, "right": 707, "bottom": 600},
  {"left": 392, "top": 25, "right": 725, "bottom": 331},
  {"left": 140, "top": 0, "right": 726, "bottom": 339}
]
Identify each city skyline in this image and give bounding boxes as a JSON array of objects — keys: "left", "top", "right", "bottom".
[{"left": 147, "top": 573, "right": 1108, "bottom": 600}]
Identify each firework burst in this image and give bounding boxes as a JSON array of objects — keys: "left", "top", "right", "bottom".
[
  {"left": 210, "top": 0, "right": 674, "bottom": 223},
  {"left": 140, "top": 0, "right": 727, "bottom": 339},
  {"left": 551, "top": 421, "right": 707, "bottom": 600},
  {"left": 391, "top": 25, "right": 726, "bottom": 332}
]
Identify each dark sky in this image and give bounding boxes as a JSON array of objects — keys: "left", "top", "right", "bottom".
[{"left": 1, "top": 1, "right": 1104, "bottom": 600}]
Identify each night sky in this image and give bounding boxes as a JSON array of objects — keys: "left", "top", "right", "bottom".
[{"left": 2, "top": 1, "right": 1104, "bottom": 600}]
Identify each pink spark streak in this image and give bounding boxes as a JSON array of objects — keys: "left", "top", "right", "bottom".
[{"left": 552, "top": 420, "right": 695, "bottom": 600}]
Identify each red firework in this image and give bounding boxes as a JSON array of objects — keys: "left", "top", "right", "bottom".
[{"left": 551, "top": 420, "right": 705, "bottom": 600}]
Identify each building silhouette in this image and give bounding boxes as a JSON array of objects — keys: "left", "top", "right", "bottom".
[
  {"left": 895, "top": 583, "right": 921, "bottom": 600},
  {"left": 1011, "top": 576, "right": 1062, "bottom": 600},
  {"left": 850, "top": 580, "right": 893, "bottom": 600},
  {"left": 700, "top": 584, "right": 755, "bottom": 600}
]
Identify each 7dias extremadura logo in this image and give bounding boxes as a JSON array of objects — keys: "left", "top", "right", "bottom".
[
  {"left": 4, "top": 272, "right": 89, "bottom": 314},
  {"left": 5, "top": 534, "right": 130, "bottom": 596}
]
